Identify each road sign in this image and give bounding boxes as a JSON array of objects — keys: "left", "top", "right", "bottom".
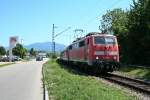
[
  {"left": 9, "top": 36, "right": 18, "bottom": 48},
  {"left": 9, "top": 36, "right": 18, "bottom": 62}
]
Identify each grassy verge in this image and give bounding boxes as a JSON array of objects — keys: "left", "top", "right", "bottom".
[
  {"left": 117, "top": 66, "right": 150, "bottom": 80},
  {"left": 0, "top": 63, "right": 15, "bottom": 68},
  {"left": 43, "top": 60, "right": 137, "bottom": 100}
]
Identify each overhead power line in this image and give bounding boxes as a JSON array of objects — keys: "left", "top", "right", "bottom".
[
  {"left": 55, "top": 27, "right": 71, "bottom": 38},
  {"left": 83, "top": 0, "right": 123, "bottom": 29}
]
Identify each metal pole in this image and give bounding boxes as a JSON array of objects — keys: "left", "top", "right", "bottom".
[
  {"left": 54, "top": 42, "right": 55, "bottom": 55},
  {"left": 51, "top": 25, "right": 71, "bottom": 57},
  {"left": 52, "top": 24, "right": 55, "bottom": 56},
  {"left": 9, "top": 47, "right": 12, "bottom": 62}
]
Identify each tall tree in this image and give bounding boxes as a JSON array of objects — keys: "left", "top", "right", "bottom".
[
  {"left": 12, "top": 44, "right": 27, "bottom": 58},
  {"left": 0, "top": 46, "right": 6, "bottom": 56},
  {"left": 127, "top": 0, "right": 150, "bottom": 65},
  {"left": 100, "top": 8, "right": 128, "bottom": 35}
]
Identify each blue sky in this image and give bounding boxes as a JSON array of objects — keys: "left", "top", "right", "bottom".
[{"left": 0, "top": 0, "right": 132, "bottom": 46}]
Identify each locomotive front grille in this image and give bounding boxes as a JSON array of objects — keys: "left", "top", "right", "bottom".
[
  {"left": 95, "top": 51, "right": 118, "bottom": 56},
  {"left": 95, "top": 51, "right": 105, "bottom": 55},
  {"left": 105, "top": 51, "right": 118, "bottom": 55}
]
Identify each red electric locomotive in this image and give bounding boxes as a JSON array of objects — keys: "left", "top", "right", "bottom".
[{"left": 59, "top": 32, "right": 120, "bottom": 73}]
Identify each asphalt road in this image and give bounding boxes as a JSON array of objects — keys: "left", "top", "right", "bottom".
[{"left": 0, "top": 59, "right": 48, "bottom": 100}]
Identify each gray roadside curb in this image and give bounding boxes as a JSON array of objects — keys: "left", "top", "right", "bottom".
[
  {"left": 44, "top": 85, "right": 49, "bottom": 100},
  {"left": 42, "top": 66, "right": 49, "bottom": 100},
  {"left": 42, "top": 59, "right": 50, "bottom": 100}
]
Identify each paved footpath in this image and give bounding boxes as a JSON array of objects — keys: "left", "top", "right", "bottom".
[{"left": 0, "top": 59, "right": 48, "bottom": 100}]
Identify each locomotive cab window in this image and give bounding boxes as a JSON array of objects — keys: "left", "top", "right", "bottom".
[
  {"left": 94, "top": 37, "right": 105, "bottom": 44},
  {"left": 94, "top": 37, "right": 116, "bottom": 44},
  {"left": 105, "top": 37, "right": 116, "bottom": 44}
]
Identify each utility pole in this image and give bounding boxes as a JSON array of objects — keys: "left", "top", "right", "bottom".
[
  {"left": 52, "top": 24, "right": 55, "bottom": 56},
  {"left": 51, "top": 24, "right": 71, "bottom": 57}
]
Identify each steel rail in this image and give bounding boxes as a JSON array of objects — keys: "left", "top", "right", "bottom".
[
  {"left": 122, "top": 64, "right": 150, "bottom": 69},
  {"left": 102, "top": 73, "right": 150, "bottom": 95}
]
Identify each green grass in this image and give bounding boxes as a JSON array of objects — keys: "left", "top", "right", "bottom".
[
  {"left": 0, "top": 63, "right": 15, "bottom": 68},
  {"left": 118, "top": 66, "right": 150, "bottom": 80},
  {"left": 43, "top": 60, "right": 138, "bottom": 100}
]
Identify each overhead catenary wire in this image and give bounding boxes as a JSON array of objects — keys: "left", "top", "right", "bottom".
[
  {"left": 52, "top": 0, "right": 125, "bottom": 48},
  {"left": 68, "top": 0, "right": 124, "bottom": 45},
  {"left": 82, "top": 0, "right": 123, "bottom": 30},
  {"left": 55, "top": 27, "right": 71, "bottom": 38}
]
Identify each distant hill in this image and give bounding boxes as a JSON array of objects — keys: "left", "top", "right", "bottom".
[{"left": 25, "top": 42, "right": 66, "bottom": 52}]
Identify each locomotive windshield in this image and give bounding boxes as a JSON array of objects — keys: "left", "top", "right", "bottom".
[{"left": 94, "top": 37, "right": 116, "bottom": 44}]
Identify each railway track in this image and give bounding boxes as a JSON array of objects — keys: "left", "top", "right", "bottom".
[
  {"left": 57, "top": 62, "right": 150, "bottom": 95},
  {"left": 102, "top": 73, "right": 150, "bottom": 95},
  {"left": 122, "top": 64, "right": 150, "bottom": 69}
]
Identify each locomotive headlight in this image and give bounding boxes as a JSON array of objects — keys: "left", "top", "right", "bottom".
[
  {"left": 96, "top": 56, "right": 99, "bottom": 60},
  {"left": 113, "top": 56, "right": 117, "bottom": 60}
]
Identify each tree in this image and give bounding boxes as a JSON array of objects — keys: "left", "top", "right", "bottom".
[
  {"left": 0, "top": 46, "right": 6, "bottom": 56},
  {"left": 100, "top": 8, "right": 129, "bottom": 62},
  {"left": 12, "top": 44, "right": 27, "bottom": 58},
  {"left": 127, "top": 0, "right": 150, "bottom": 65},
  {"left": 29, "top": 48, "right": 36, "bottom": 57},
  {"left": 100, "top": 8, "right": 128, "bottom": 35}
]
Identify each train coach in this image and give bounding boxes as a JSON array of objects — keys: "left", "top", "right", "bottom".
[{"left": 58, "top": 32, "right": 120, "bottom": 73}]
